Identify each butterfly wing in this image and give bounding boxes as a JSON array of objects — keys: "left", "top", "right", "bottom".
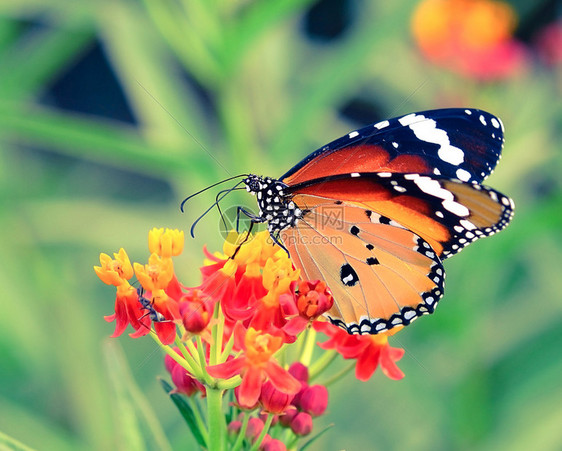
[
  {"left": 280, "top": 108, "right": 504, "bottom": 186},
  {"left": 281, "top": 200, "right": 445, "bottom": 334},
  {"left": 287, "top": 172, "right": 514, "bottom": 261}
]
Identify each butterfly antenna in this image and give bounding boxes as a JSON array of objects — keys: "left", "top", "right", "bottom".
[
  {"left": 180, "top": 174, "right": 247, "bottom": 212},
  {"left": 190, "top": 180, "right": 246, "bottom": 238}
]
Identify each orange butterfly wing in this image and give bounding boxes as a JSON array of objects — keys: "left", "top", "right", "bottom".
[
  {"left": 281, "top": 199, "right": 444, "bottom": 334},
  {"left": 279, "top": 173, "right": 514, "bottom": 333},
  {"left": 288, "top": 173, "right": 514, "bottom": 259}
]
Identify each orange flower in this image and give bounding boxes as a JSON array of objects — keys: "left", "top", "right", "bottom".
[
  {"left": 94, "top": 248, "right": 133, "bottom": 287},
  {"left": 412, "top": 0, "right": 527, "bottom": 80},
  {"left": 148, "top": 227, "right": 184, "bottom": 258},
  {"left": 206, "top": 325, "right": 301, "bottom": 408},
  {"left": 134, "top": 253, "right": 174, "bottom": 292}
]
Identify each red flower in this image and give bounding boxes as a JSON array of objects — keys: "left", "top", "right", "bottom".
[
  {"left": 283, "top": 280, "right": 334, "bottom": 335},
  {"left": 180, "top": 289, "right": 214, "bottom": 334},
  {"left": 206, "top": 324, "right": 301, "bottom": 409},
  {"left": 315, "top": 322, "right": 405, "bottom": 381},
  {"left": 129, "top": 288, "right": 179, "bottom": 344},
  {"left": 411, "top": 0, "right": 528, "bottom": 80},
  {"left": 104, "top": 284, "right": 150, "bottom": 338}
]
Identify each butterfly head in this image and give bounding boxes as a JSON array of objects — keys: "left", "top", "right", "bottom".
[{"left": 243, "top": 174, "right": 302, "bottom": 233}]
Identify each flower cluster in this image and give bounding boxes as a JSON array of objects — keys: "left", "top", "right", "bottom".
[
  {"left": 411, "top": 0, "right": 527, "bottom": 80},
  {"left": 95, "top": 228, "right": 405, "bottom": 450}
]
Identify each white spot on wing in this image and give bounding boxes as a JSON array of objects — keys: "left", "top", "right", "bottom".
[
  {"left": 456, "top": 168, "right": 471, "bottom": 181},
  {"left": 491, "top": 117, "right": 500, "bottom": 129},
  {"left": 374, "top": 120, "right": 389, "bottom": 129},
  {"left": 460, "top": 219, "right": 477, "bottom": 230},
  {"left": 479, "top": 114, "right": 487, "bottom": 126},
  {"left": 442, "top": 199, "right": 469, "bottom": 217},
  {"left": 414, "top": 176, "right": 454, "bottom": 201},
  {"left": 351, "top": 172, "right": 360, "bottom": 177},
  {"left": 399, "top": 113, "right": 465, "bottom": 166},
  {"left": 349, "top": 131, "right": 359, "bottom": 138}
]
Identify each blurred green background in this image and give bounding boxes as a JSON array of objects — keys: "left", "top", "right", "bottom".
[{"left": 1, "top": 0, "right": 560, "bottom": 450}]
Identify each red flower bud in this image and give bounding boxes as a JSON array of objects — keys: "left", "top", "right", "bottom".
[
  {"left": 291, "top": 411, "right": 313, "bottom": 436},
  {"left": 299, "top": 384, "right": 328, "bottom": 416},
  {"left": 260, "top": 381, "right": 295, "bottom": 414},
  {"left": 278, "top": 405, "right": 298, "bottom": 427},
  {"left": 261, "top": 436, "right": 287, "bottom": 451},
  {"left": 288, "top": 362, "right": 309, "bottom": 383},
  {"left": 180, "top": 289, "right": 213, "bottom": 334},
  {"left": 164, "top": 349, "right": 181, "bottom": 373},
  {"left": 245, "top": 417, "right": 264, "bottom": 440},
  {"left": 227, "top": 420, "right": 242, "bottom": 435},
  {"left": 296, "top": 280, "right": 333, "bottom": 319},
  {"left": 171, "top": 364, "right": 205, "bottom": 396}
]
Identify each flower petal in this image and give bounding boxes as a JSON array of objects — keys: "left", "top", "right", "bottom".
[
  {"left": 265, "top": 361, "right": 301, "bottom": 395},
  {"left": 238, "top": 366, "right": 265, "bottom": 409},
  {"left": 207, "top": 357, "right": 245, "bottom": 379}
]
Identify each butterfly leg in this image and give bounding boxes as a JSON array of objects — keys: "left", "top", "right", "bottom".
[
  {"left": 269, "top": 231, "right": 290, "bottom": 257},
  {"left": 235, "top": 206, "right": 262, "bottom": 233}
]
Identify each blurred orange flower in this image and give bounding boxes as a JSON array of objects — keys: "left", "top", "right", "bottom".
[{"left": 412, "top": 0, "right": 527, "bottom": 80}]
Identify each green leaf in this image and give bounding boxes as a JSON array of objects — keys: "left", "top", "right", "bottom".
[
  {"left": 159, "top": 379, "right": 207, "bottom": 448},
  {"left": 300, "top": 423, "right": 334, "bottom": 450},
  {"left": 221, "top": 0, "right": 316, "bottom": 75},
  {"left": 0, "top": 430, "right": 37, "bottom": 451}
]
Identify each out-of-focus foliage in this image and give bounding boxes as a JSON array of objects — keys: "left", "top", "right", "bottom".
[{"left": 0, "top": 0, "right": 560, "bottom": 449}]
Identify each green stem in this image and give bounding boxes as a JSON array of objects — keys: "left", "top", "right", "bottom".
[
  {"left": 308, "top": 350, "right": 338, "bottom": 382},
  {"left": 231, "top": 412, "right": 249, "bottom": 451},
  {"left": 299, "top": 328, "right": 317, "bottom": 366},
  {"left": 151, "top": 333, "right": 201, "bottom": 378},
  {"left": 219, "top": 327, "right": 236, "bottom": 361},
  {"left": 173, "top": 336, "right": 203, "bottom": 379},
  {"left": 321, "top": 362, "right": 356, "bottom": 387},
  {"left": 195, "top": 335, "right": 212, "bottom": 383},
  {"left": 217, "top": 375, "right": 242, "bottom": 390},
  {"left": 249, "top": 414, "right": 273, "bottom": 451},
  {"left": 206, "top": 387, "right": 226, "bottom": 451},
  {"left": 214, "top": 303, "right": 225, "bottom": 363}
]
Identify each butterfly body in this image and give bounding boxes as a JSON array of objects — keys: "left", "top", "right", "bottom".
[{"left": 237, "top": 108, "right": 514, "bottom": 334}]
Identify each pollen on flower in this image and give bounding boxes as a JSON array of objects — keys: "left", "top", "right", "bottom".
[
  {"left": 134, "top": 253, "right": 175, "bottom": 292},
  {"left": 94, "top": 248, "right": 134, "bottom": 286},
  {"left": 245, "top": 328, "right": 283, "bottom": 365}
]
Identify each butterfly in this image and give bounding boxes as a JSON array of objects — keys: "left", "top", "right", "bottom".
[{"left": 187, "top": 108, "right": 514, "bottom": 335}]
